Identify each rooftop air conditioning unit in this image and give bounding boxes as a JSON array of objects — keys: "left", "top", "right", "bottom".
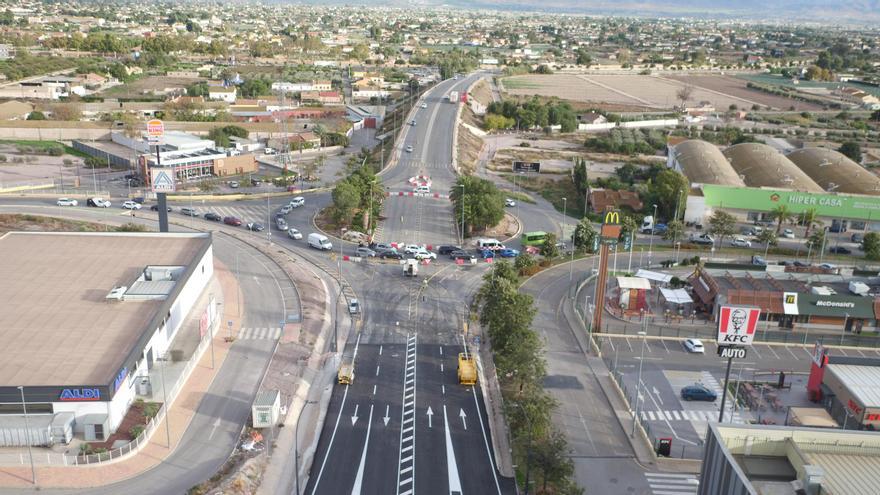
[{"left": 106, "top": 286, "right": 127, "bottom": 302}]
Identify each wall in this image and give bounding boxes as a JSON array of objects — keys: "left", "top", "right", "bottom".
[
  {"left": 52, "top": 401, "right": 108, "bottom": 435},
  {"left": 215, "top": 153, "right": 258, "bottom": 176},
  {"left": 698, "top": 426, "right": 757, "bottom": 495}
]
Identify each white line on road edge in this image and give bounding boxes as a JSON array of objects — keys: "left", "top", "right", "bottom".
[
  {"left": 309, "top": 333, "right": 360, "bottom": 495},
  {"left": 470, "top": 383, "right": 502, "bottom": 495},
  {"left": 459, "top": 409, "right": 467, "bottom": 430},
  {"left": 443, "top": 405, "right": 463, "bottom": 494},
  {"left": 350, "top": 404, "right": 375, "bottom": 495}
]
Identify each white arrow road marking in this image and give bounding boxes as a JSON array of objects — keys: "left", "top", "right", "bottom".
[
  {"left": 653, "top": 386, "right": 664, "bottom": 405},
  {"left": 443, "top": 405, "right": 463, "bottom": 494},
  {"left": 427, "top": 406, "right": 434, "bottom": 428},
  {"left": 459, "top": 409, "right": 467, "bottom": 431},
  {"left": 208, "top": 417, "right": 221, "bottom": 440},
  {"left": 351, "top": 404, "right": 360, "bottom": 426},
  {"left": 350, "top": 404, "right": 374, "bottom": 495},
  {"left": 384, "top": 405, "right": 391, "bottom": 427},
  {"left": 253, "top": 275, "right": 260, "bottom": 285}
]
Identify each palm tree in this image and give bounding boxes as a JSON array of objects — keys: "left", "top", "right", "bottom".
[
  {"left": 770, "top": 204, "right": 794, "bottom": 234},
  {"left": 801, "top": 208, "right": 822, "bottom": 239}
]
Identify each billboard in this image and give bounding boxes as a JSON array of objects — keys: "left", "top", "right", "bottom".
[
  {"left": 702, "top": 184, "right": 880, "bottom": 222},
  {"left": 600, "top": 210, "right": 622, "bottom": 242},
  {"left": 150, "top": 167, "right": 176, "bottom": 193},
  {"left": 513, "top": 161, "right": 540, "bottom": 173},
  {"left": 146, "top": 119, "right": 165, "bottom": 145},
  {"left": 716, "top": 305, "right": 761, "bottom": 346}
]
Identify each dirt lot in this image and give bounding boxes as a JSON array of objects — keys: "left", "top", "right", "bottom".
[
  {"left": 501, "top": 73, "right": 824, "bottom": 111},
  {"left": 0, "top": 213, "right": 106, "bottom": 233},
  {"left": 100, "top": 75, "right": 204, "bottom": 98},
  {"left": 668, "top": 75, "right": 824, "bottom": 111}
]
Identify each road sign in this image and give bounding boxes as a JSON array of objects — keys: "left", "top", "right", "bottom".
[
  {"left": 716, "top": 305, "right": 760, "bottom": 346},
  {"left": 718, "top": 345, "right": 747, "bottom": 359},
  {"left": 512, "top": 161, "right": 540, "bottom": 173},
  {"left": 146, "top": 119, "right": 165, "bottom": 145},
  {"left": 150, "top": 167, "right": 176, "bottom": 193}
]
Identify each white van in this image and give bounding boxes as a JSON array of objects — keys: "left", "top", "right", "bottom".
[
  {"left": 308, "top": 233, "right": 333, "bottom": 251},
  {"left": 289, "top": 196, "right": 305, "bottom": 208},
  {"left": 477, "top": 238, "right": 504, "bottom": 250},
  {"left": 414, "top": 185, "right": 431, "bottom": 194}
]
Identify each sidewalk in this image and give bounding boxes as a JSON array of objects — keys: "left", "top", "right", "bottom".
[{"left": 0, "top": 259, "right": 243, "bottom": 489}]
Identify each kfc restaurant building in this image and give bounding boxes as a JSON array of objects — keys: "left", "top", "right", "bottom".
[{"left": 807, "top": 345, "right": 880, "bottom": 430}]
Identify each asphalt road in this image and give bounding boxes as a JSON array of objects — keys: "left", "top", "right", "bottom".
[{"left": 0, "top": 204, "right": 295, "bottom": 495}]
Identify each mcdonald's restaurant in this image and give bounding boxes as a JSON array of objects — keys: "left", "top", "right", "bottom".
[{"left": 690, "top": 267, "right": 880, "bottom": 335}]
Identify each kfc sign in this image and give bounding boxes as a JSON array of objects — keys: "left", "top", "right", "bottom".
[{"left": 717, "top": 306, "right": 761, "bottom": 346}]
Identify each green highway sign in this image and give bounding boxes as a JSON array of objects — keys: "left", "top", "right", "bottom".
[{"left": 702, "top": 185, "right": 880, "bottom": 221}]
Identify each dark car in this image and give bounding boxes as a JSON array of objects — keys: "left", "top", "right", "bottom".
[
  {"left": 150, "top": 204, "right": 172, "bottom": 212},
  {"left": 204, "top": 212, "right": 222, "bottom": 221},
  {"left": 246, "top": 222, "right": 264, "bottom": 231},
  {"left": 437, "top": 245, "right": 461, "bottom": 255},
  {"left": 851, "top": 233, "right": 864, "bottom": 244},
  {"left": 829, "top": 246, "right": 852, "bottom": 255},
  {"left": 379, "top": 251, "right": 404, "bottom": 260},
  {"left": 449, "top": 249, "right": 472, "bottom": 259},
  {"left": 223, "top": 216, "right": 242, "bottom": 226},
  {"left": 793, "top": 260, "right": 811, "bottom": 267},
  {"left": 680, "top": 384, "right": 717, "bottom": 402}
]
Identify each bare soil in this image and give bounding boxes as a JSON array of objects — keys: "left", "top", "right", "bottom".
[
  {"left": 99, "top": 76, "right": 205, "bottom": 99},
  {"left": 668, "top": 75, "right": 824, "bottom": 111},
  {"left": 457, "top": 123, "right": 483, "bottom": 175},
  {"left": 0, "top": 213, "right": 106, "bottom": 233}
]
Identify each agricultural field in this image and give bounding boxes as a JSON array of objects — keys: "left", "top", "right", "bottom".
[
  {"left": 501, "top": 73, "right": 829, "bottom": 111},
  {"left": 99, "top": 75, "right": 204, "bottom": 99},
  {"left": 670, "top": 74, "right": 825, "bottom": 111}
]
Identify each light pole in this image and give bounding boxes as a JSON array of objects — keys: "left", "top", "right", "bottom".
[
  {"left": 561, "top": 197, "right": 567, "bottom": 243},
  {"left": 841, "top": 312, "right": 849, "bottom": 346},
  {"left": 631, "top": 329, "right": 648, "bottom": 437},
  {"left": 512, "top": 402, "right": 533, "bottom": 495},
  {"left": 675, "top": 242, "right": 681, "bottom": 264},
  {"left": 459, "top": 184, "right": 466, "bottom": 246},
  {"left": 648, "top": 203, "right": 658, "bottom": 267},
  {"left": 159, "top": 355, "right": 171, "bottom": 448},
  {"left": 18, "top": 386, "right": 35, "bottom": 484},
  {"left": 294, "top": 399, "right": 318, "bottom": 495}
]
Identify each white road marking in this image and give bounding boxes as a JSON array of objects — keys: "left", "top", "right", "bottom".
[
  {"left": 443, "top": 405, "right": 463, "bottom": 494},
  {"left": 459, "top": 408, "right": 467, "bottom": 430},
  {"left": 384, "top": 405, "right": 391, "bottom": 427},
  {"left": 207, "top": 417, "right": 221, "bottom": 440},
  {"left": 373, "top": 384, "right": 377, "bottom": 396},
  {"left": 349, "top": 404, "right": 374, "bottom": 495},
  {"left": 351, "top": 404, "right": 359, "bottom": 426},
  {"left": 379, "top": 345, "right": 383, "bottom": 355},
  {"left": 750, "top": 345, "right": 763, "bottom": 359},
  {"left": 376, "top": 365, "right": 381, "bottom": 376},
  {"left": 396, "top": 334, "right": 418, "bottom": 495},
  {"left": 766, "top": 345, "right": 781, "bottom": 360},
  {"left": 427, "top": 406, "right": 434, "bottom": 428},
  {"left": 785, "top": 346, "right": 798, "bottom": 359},
  {"left": 440, "top": 363, "right": 444, "bottom": 372},
  {"left": 442, "top": 385, "right": 446, "bottom": 395},
  {"left": 470, "top": 378, "right": 503, "bottom": 495}
]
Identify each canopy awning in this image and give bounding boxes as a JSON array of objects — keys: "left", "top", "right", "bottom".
[
  {"left": 635, "top": 269, "right": 674, "bottom": 284},
  {"left": 617, "top": 276, "right": 652, "bottom": 290},
  {"left": 660, "top": 288, "right": 693, "bottom": 305}
]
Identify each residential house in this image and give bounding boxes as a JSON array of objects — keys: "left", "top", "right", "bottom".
[
  {"left": 208, "top": 85, "right": 237, "bottom": 103},
  {"left": 577, "top": 113, "right": 608, "bottom": 125},
  {"left": 588, "top": 188, "right": 644, "bottom": 214}
]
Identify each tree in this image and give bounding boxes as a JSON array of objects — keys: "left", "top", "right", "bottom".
[
  {"left": 450, "top": 176, "right": 505, "bottom": 234},
  {"left": 676, "top": 85, "right": 694, "bottom": 109},
  {"left": 708, "top": 211, "right": 736, "bottom": 245},
  {"left": 302, "top": 154, "right": 326, "bottom": 182},
  {"left": 647, "top": 169, "right": 689, "bottom": 220},
  {"left": 800, "top": 208, "right": 822, "bottom": 239},
  {"left": 575, "top": 48, "right": 591, "bottom": 66},
  {"left": 239, "top": 78, "right": 269, "bottom": 98},
  {"left": 331, "top": 181, "right": 359, "bottom": 223},
  {"left": 756, "top": 229, "right": 778, "bottom": 255},
  {"left": 838, "top": 141, "right": 862, "bottom": 163},
  {"left": 770, "top": 204, "right": 794, "bottom": 234},
  {"left": 572, "top": 218, "right": 597, "bottom": 253},
  {"left": 514, "top": 252, "right": 537, "bottom": 274},
  {"left": 572, "top": 157, "right": 589, "bottom": 199},
  {"left": 863, "top": 232, "right": 880, "bottom": 261},
  {"left": 540, "top": 232, "right": 559, "bottom": 259},
  {"left": 351, "top": 44, "right": 371, "bottom": 62},
  {"left": 532, "top": 430, "right": 577, "bottom": 493},
  {"left": 26, "top": 111, "right": 46, "bottom": 120},
  {"left": 663, "top": 220, "right": 684, "bottom": 243},
  {"left": 807, "top": 229, "right": 827, "bottom": 256}
]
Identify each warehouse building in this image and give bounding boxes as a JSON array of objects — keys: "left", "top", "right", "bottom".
[
  {"left": 700, "top": 423, "right": 880, "bottom": 495},
  {"left": 787, "top": 148, "right": 880, "bottom": 196},
  {"left": 807, "top": 349, "right": 880, "bottom": 430},
  {"left": 0, "top": 232, "right": 213, "bottom": 444},
  {"left": 723, "top": 142, "right": 823, "bottom": 192},
  {"left": 667, "top": 139, "right": 746, "bottom": 187}
]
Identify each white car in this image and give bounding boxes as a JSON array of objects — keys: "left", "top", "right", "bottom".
[
  {"left": 280, "top": 205, "right": 293, "bottom": 215},
  {"left": 287, "top": 228, "right": 302, "bottom": 240},
  {"left": 730, "top": 237, "right": 751, "bottom": 248},
  {"left": 782, "top": 229, "right": 795, "bottom": 239},
  {"left": 405, "top": 145, "right": 414, "bottom": 153},
  {"left": 88, "top": 197, "right": 111, "bottom": 208},
  {"left": 348, "top": 298, "right": 360, "bottom": 314},
  {"left": 122, "top": 200, "right": 142, "bottom": 210},
  {"left": 421, "top": 102, "right": 428, "bottom": 109},
  {"left": 56, "top": 198, "right": 77, "bottom": 207},
  {"left": 403, "top": 244, "right": 423, "bottom": 254},
  {"left": 289, "top": 196, "right": 305, "bottom": 208},
  {"left": 683, "top": 338, "right": 705, "bottom": 353},
  {"left": 505, "top": 198, "right": 516, "bottom": 207},
  {"left": 411, "top": 248, "right": 437, "bottom": 260}
]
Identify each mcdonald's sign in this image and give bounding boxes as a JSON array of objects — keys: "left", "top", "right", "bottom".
[{"left": 603, "top": 211, "right": 620, "bottom": 225}]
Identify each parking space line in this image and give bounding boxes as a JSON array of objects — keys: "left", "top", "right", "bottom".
[
  {"left": 857, "top": 349, "right": 867, "bottom": 357},
  {"left": 874, "top": 350, "right": 880, "bottom": 358},
  {"left": 837, "top": 348, "right": 849, "bottom": 356},
  {"left": 766, "top": 345, "right": 781, "bottom": 360},
  {"left": 750, "top": 345, "right": 762, "bottom": 359},
  {"left": 660, "top": 339, "right": 670, "bottom": 354},
  {"left": 625, "top": 337, "right": 634, "bottom": 353},
  {"left": 785, "top": 347, "right": 798, "bottom": 359},
  {"left": 605, "top": 336, "right": 616, "bottom": 353}
]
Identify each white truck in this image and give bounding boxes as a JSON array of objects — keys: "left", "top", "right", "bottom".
[
  {"left": 403, "top": 258, "right": 419, "bottom": 277},
  {"left": 640, "top": 216, "right": 655, "bottom": 234},
  {"left": 448, "top": 90, "right": 459, "bottom": 103},
  {"left": 308, "top": 233, "right": 333, "bottom": 250}
]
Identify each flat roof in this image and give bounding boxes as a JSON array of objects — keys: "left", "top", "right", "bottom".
[
  {"left": 826, "top": 364, "right": 880, "bottom": 408},
  {"left": 0, "top": 232, "right": 210, "bottom": 388}
]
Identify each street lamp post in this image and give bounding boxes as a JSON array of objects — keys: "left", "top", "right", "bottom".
[
  {"left": 459, "top": 184, "right": 466, "bottom": 246},
  {"left": 512, "top": 402, "right": 533, "bottom": 495},
  {"left": 18, "top": 386, "right": 35, "bottom": 484},
  {"left": 841, "top": 312, "right": 849, "bottom": 346},
  {"left": 159, "top": 355, "right": 171, "bottom": 448},
  {"left": 631, "top": 329, "right": 648, "bottom": 437},
  {"left": 648, "top": 204, "right": 658, "bottom": 267},
  {"left": 561, "top": 197, "right": 567, "bottom": 242},
  {"left": 294, "top": 399, "right": 318, "bottom": 495}
]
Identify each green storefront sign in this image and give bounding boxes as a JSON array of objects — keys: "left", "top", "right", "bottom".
[{"left": 702, "top": 185, "right": 880, "bottom": 221}]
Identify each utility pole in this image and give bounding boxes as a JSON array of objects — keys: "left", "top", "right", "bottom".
[{"left": 631, "top": 328, "right": 647, "bottom": 436}]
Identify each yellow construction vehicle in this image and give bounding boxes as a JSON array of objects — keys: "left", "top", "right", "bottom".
[
  {"left": 338, "top": 354, "right": 355, "bottom": 384},
  {"left": 458, "top": 353, "right": 477, "bottom": 385}
]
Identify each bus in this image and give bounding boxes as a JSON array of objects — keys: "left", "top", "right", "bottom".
[{"left": 522, "top": 231, "right": 548, "bottom": 246}]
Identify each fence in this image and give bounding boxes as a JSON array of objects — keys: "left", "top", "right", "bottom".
[{"left": 0, "top": 317, "right": 219, "bottom": 467}]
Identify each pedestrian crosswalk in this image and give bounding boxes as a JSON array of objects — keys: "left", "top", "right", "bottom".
[
  {"left": 400, "top": 160, "right": 450, "bottom": 170},
  {"left": 640, "top": 409, "right": 745, "bottom": 423},
  {"left": 644, "top": 472, "right": 699, "bottom": 495},
  {"left": 700, "top": 371, "right": 724, "bottom": 397},
  {"left": 237, "top": 327, "right": 282, "bottom": 340}
]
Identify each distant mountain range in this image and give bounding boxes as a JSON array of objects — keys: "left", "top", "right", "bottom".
[{"left": 276, "top": 0, "right": 880, "bottom": 23}]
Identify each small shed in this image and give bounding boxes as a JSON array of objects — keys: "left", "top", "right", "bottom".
[
  {"left": 660, "top": 287, "right": 694, "bottom": 317},
  {"left": 617, "top": 277, "right": 651, "bottom": 312},
  {"left": 81, "top": 414, "right": 109, "bottom": 442},
  {"left": 252, "top": 390, "right": 281, "bottom": 428}
]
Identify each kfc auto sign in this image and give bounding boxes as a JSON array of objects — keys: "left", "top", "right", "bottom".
[{"left": 717, "top": 305, "right": 761, "bottom": 346}]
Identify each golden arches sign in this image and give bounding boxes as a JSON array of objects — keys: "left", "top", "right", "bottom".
[{"left": 603, "top": 211, "right": 620, "bottom": 225}]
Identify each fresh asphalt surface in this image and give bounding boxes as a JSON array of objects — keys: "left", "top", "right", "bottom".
[{"left": 0, "top": 204, "right": 296, "bottom": 495}]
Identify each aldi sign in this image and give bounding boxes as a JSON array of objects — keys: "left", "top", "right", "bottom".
[
  {"left": 717, "top": 305, "right": 761, "bottom": 346},
  {"left": 150, "top": 167, "right": 176, "bottom": 193}
]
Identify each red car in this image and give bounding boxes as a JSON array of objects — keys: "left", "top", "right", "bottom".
[{"left": 223, "top": 216, "right": 242, "bottom": 226}]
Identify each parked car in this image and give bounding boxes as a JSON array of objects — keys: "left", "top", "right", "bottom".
[
  {"left": 403, "top": 244, "right": 423, "bottom": 255},
  {"left": 689, "top": 233, "right": 714, "bottom": 245},
  {"left": 505, "top": 198, "right": 516, "bottom": 207},
  {"left": 287, "top": 228, "right": 303, "bottom": 240},
  {"left": 730, "top": 237, "right": 752, "bottom": 248},
  {"left": 683, "top": 338, "right": 705, "bottom": 353},
  {"left": 180, "top": 207, "right": 198, "bottom": 217},
  {"left": 224, "top": 216, "right": 242, "bottom": 226},
  {"left": 451, "top": 251, "right": 477, "bottom": 263},
  {"left": 740, "top": 227, "right": 758, "bottom": 236},
  {"left": 151, "top": 204, "right": 172, "bottom": 212},
  {"left": 371, "top": 242, "right": 394, "bottom": 251},
  {"left": 829, "top": 246, "right": 852, "bottom": 254},
  {"left": 480, "top": 249, "right": 495, "bottom": 259},
  {"left": 498, "top": 248, "right": 520, "bottom": 258},
  {"left": 437, "top": 245, "right": 461, "bottom": 255},
  {"left": 449, "top": 249, "right": 472, "bottom": 259},
  {"left": 793, "top": 260, "right": 811, "bottom": 267},
  {"left": 751, "top": 255, "right": 767, "bottom": 266},
  {"left": 410, "top": 248, "right": 437, "bottom": 260},
  {"left": 87, "top": 197, "right": 111, "bottom": 208},
  {"left": 421, "top": 102, "right": 428, "bottom": 109},
  {"left": 280, "top": 205, "right": 293, "bottom": 215},
  {"left": 204, "top": 212, "right": 222, "bottom": 221},
  {"left": 229, "top": 181, "right": 240, "bottom": 189},
  {"left": 782, "top": 229, "right": 795, "bottom": 239},
  {"left": 56, "top": 198, "right": 78, "bottom": 206},
  {"left": 819, "top": 263, "right": 838, "bottom": 271},
  {"left": 247, "top": 222, "right": 264, "bottom": 231},
  {"left": 379, "top": 250, "right": 404, "bottom": 260},
  {"left": 851, "top": 233, "right": 864, "bottom": 244},
  {"left": 348, "top": 299, "right": 360, "bottom": 314},
  {"left": 356, "top": 247, "right": 377, "bottom": 257},
  {"left": 681, "top": 384, "right": 717, "bottom": 402}
]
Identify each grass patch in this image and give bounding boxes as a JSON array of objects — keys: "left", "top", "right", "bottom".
[
  {"left": 0, "top": 139, "right": 90, "bottom": 158},
  {"left": 510, "top": 174, "right": 585, "bottom": 219},
  {"left": 501, "top": 77, "right": 541, "bottom": 89}
]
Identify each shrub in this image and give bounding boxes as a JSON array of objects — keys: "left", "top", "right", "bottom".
[
  {"left": 129, "top": 425, "right": 145, "bottom": 439},
  {"left": 142, "top": 401, "right": 160, "bottom": 418},
  {"left": 80, "top": 443, "right": 93, "bottom": 455},
  {"left": 62, "top": 158, "right": 73, "bottom": 166},
  {"left": 116, "top": 223, "right": 148, "bottom": 232},
  {"left": 47, "top": 145, "right": 64, "bottom": 156}
]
